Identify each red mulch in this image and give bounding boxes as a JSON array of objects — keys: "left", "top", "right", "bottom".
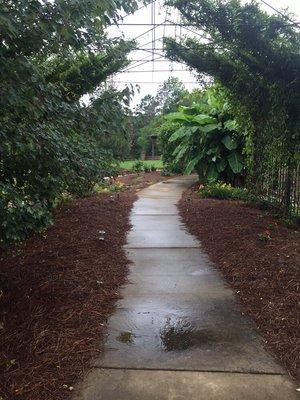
[
  {"left": 0, "top": 171, "right": 167, "bottom": 400},
  {"left": 179, "top": 185, "right": 300, "bottom": 380}
]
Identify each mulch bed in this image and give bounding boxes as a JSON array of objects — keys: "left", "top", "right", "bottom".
[
  {"left": 179, "top": 185, "right": 300, "bottom": 380},
  {"left": 0, "top": 171, "right": 167, "bottom": 400}
]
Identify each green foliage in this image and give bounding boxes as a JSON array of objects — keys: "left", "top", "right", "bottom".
[
  {"left": 85, "top": 87, "right": 136, "bottom": 159},
  {"left": 155, "top": 77, "right": 189, "bottom": 114},
  {"left": 132, "top": 77, "right": 188, "bottom": 154},
  {"left": 0, "top": 183, "right": 53, "bottom": 242},
  {"left": 132, "top": 160, "right": 145, "bottom": 173},
  {"left": 165, "top": 0, "right": 300, "bottom": 196},
  {"left": 137, "top": 116, "right": 163, "bottom": 152},
  {"left": 258, "top": 232, "right": 272, "bottom": 242},
  {"left": 94, "top": 179, "right": 126, "bottom": 193},
  {"left": 162, "top": 88, "right": 245, "bottom": 183},
  {"left": 0, "top": 0, "right": 141, "bottom": 243},
  {"left": 158, "top": 89, "right": 206, "bottom": 174},
  {"left": 197, "top": 182, "right": 248, "bottom": 201},
  {"left": 119, "top": 159, "right": 163, "bottom": 170}
]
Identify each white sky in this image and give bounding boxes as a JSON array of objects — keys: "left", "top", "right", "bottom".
[{"left": 106, "top": 0, "right": 300, "bottom": 106}]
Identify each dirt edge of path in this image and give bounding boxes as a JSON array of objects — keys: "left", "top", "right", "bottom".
[
  {"left": 178, "top": 185, "right": 300, "bottom": 381},
  {"left": 0, "top": 171, "right": 168, "bottom": 400}
]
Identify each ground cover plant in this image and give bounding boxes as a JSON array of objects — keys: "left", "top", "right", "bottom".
[
  {"left": 197, "top": 182, "right": 249, "bottom": 200},
  {"left": 120, "top": 159, "right": 163, "bottom": 171}
]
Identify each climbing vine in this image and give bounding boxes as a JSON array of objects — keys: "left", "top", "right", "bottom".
[{"left": 164, "top": 0, "right": 300, "bottom": 195}]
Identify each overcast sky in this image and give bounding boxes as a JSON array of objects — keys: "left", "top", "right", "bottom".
[{"left": 106, "top": 0, "right": 300, "bottom": 106}]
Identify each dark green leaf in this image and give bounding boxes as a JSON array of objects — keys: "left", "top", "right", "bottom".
[
  {"left": 222, "top": 135, "right": 237, "bottom": 150},
  {"left": 227, "top": 152, "right": 244, "bottom": 173}
]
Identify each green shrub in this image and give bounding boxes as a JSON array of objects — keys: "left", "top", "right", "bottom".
[
  {"left": 198, "top": 182, "right": 248, "bottom": 200},
  {"left": 132, "top": 160, "right": 144, "bottom": 173},
  {"left": 0, "top": 0, "right": 138, "bottom": 244},
  {"left": 150, "top": 164, "right": 157, "bottom": 172},
  {"left": 0, "top": 183, "right": 53, "bottom": 243},
  {"left": 144, "top": 165, "right": 151, "bottom": 173}
]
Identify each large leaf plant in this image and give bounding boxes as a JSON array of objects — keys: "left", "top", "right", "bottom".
[{"left": 165, "top": 90, "right": 245, "bottom": 184}]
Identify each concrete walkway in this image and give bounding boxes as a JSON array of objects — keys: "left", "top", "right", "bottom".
[{"left": 76, "top": 176, "right": 298, "bottom": 400}]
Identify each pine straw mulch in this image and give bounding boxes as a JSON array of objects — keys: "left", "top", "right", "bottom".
[
  {"left": 179, "top": 185, "right": 300, "bottom": 381},
  {"left": 0, "top": 171, "right": 167, "bottom": 400}
]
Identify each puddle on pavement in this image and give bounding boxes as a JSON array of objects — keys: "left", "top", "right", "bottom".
[
  {"left": 114, "top": 316, "right": 241, "bottom": 351},
  {"left": 160, "top": 318, "right": 219, "bottom": 351},
  {"left": 160, "top": 327, "right": 216, "bottom": 351}
]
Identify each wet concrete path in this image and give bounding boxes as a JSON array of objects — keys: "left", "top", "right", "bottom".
[{"left": 76, "top": 176, "right": 298, "bottom": 399}]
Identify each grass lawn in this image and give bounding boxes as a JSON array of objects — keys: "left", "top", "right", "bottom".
[{"left": 120, "top": 159, "right": 163, "bottom": 170}]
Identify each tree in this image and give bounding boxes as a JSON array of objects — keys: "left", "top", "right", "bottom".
[
  {"left": 132, "top": 77, "right": 188, "bottom": 155},
  {"left": 155, "top": 76, "right": 188, "bottom": 113},
  {"left": 85, "top": 86, "right": 135, "bottom": 159}
]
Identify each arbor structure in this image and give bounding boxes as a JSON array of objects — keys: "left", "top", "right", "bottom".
[{"left": 165, "top": 0, "right": 300, "bottom": 214}]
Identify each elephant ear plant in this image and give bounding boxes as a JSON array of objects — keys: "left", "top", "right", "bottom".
[{"left": 165, "top": 92, "right": 245, "bottom": 184}]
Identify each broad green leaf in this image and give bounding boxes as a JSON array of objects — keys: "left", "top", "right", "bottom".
[
  {"left": 173, "top": 144, "right": 189, "bottom": 161},
  {"left": 207, "top": 92, "right": 220, "bottom": 109},
  {"left": 201, "top": 123, "right": 220, "bottom": 133},
  {"left": 192, "top": 114, "right": 217, "bottom": 125},
  {"left": 165, "top": 112, "right": 193, "bottom": 122},
  {"left": 206, "top": 147, "right": 219, "bottom": 155},
  {"left": 224, "top": 119, "right": 238, "bottom": 131},
  {"left": 184, "top": 155, "right": 203, "bottom": 175},
  {"left": 189, "top": 126, "right": 199, "bottom": 133},
  {"left": 180, "top": 106, "right": 193, "bottom": 114},
  {"left": 169, "top": 126, "right": 188, "bottom": 142},
  {"left": 227, "top": 152, "right": 244, "bottom": 173},
  {"left": 222, "top": 135, "right": 237, "bottom": 150},
  {"left": 217, "top": 159, "right": 227, "bottom": 172},
  {"left": 207, "top": 165, "right": 219, "bottom": 182},
  {"left": 172, "top": 144, "right": 183, "bottom": 156},
  {"left": 168, "top": 126, "right": 198, "bottom": 142}
]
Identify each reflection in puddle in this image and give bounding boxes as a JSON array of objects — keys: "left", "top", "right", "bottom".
[
  {"left": 117, "top": 331, "right": 136, "bottom": 344},
  {"left": 160, "top": 318, "right": 217, "bottom": 351}
]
